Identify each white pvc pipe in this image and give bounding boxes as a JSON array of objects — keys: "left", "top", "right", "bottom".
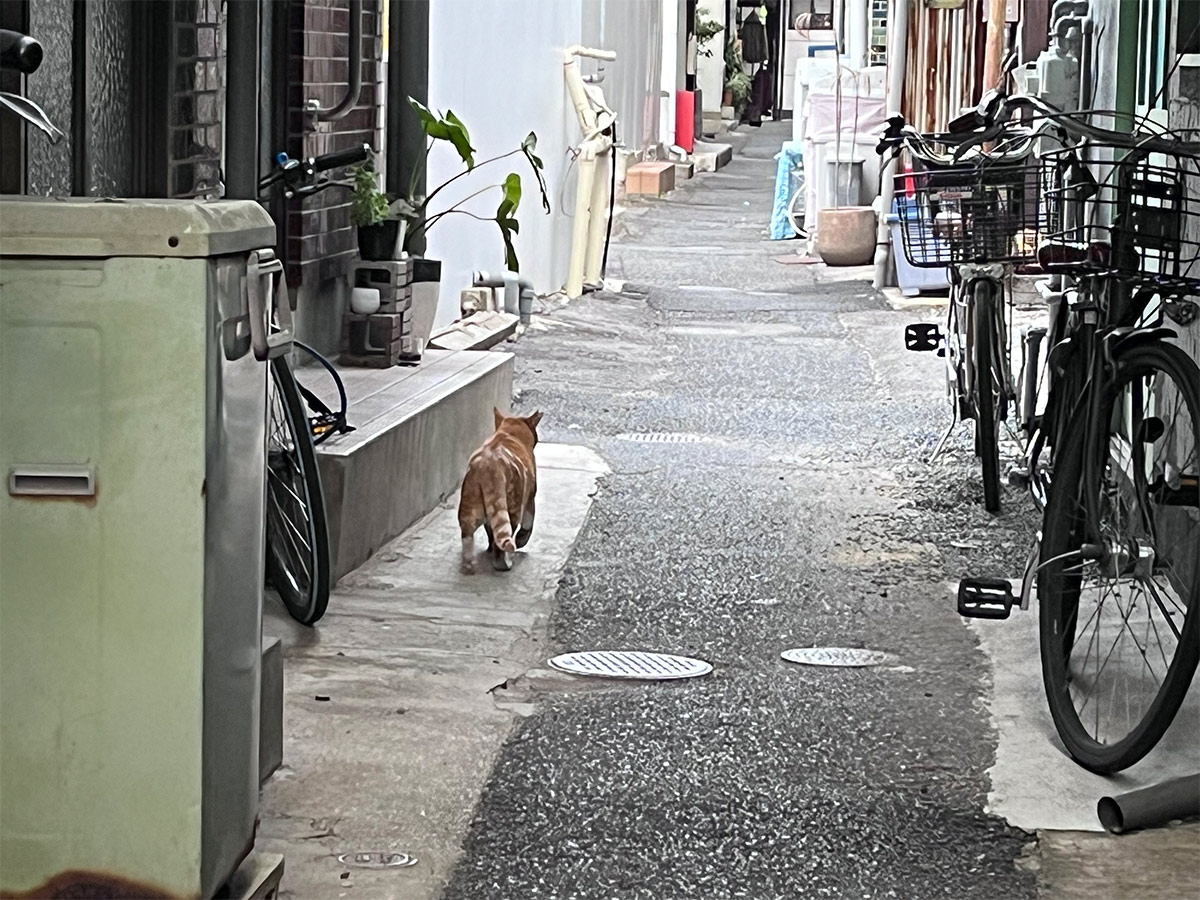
[
  {"left": 564, "top": 44, "right": 618, "bottom": 299},
  {"left": 872, "top": 0, "right": 909, "bottom": 290},
  {"left": 847, "top": 0, "right": 869, "bottom": 69},
  {"left": 583, "top": 144, "right": 612, "bottom": 286},
  {"left": 567, "top": 143, "right": 599, "bottom": 299}
]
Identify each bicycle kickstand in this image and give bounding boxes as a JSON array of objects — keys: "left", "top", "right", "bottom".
[{"left": 927, "top": 405, "right": 959, "bottom": 464}]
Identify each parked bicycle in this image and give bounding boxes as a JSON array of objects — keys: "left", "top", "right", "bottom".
[
  {"left": 885, "top": 85, "right": 1200, "bottom": 774},
  {"left": 258, "top": 146, "right": 368, "bottom": 625},
  {"left": 883, "top": 79, "right": 1200, "bottom": 777},
  {"left": 881, "top": 119, "right": 1038, "bottom": 512}
]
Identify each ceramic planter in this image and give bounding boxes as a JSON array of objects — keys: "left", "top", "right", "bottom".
[
  {"left": 816, "top": 207, "right": 877, "bottom": 267},
  {"left": 357, "top": 219, "right": 402, "bottom": 261},
  {"left": 407, "top": 257, "right": 441, "bottom": 359}
]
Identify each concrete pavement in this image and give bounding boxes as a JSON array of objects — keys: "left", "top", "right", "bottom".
[
  {"left": 259, "top": 443, "right": 607, "bottom": 899},
  {"left": 261, "top": 119, "right": 1198, "bottom": 900}
]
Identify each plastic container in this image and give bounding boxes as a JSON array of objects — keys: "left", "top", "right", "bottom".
[{"left": 889, "top": 197, "right": 950, "bottom": 295}]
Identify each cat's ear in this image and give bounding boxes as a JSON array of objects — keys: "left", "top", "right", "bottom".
[
  {"left": 494, "top": 407, "right": 505, "bottom": 429},
  {"left": 525, "top": 411, "right": 543, "bottom": 430}
]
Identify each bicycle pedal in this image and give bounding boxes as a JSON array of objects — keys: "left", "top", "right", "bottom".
[
  {"left": 1006, "top": 465, "right": 1030, "bottom": 489},
  {"left": 957, "top": 577, "right": 1014, "bottom": 619},
  {"left": 904, "top": 323, "right": 944, "bottom": 352}
]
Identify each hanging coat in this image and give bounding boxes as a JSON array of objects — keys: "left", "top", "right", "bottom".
[{"left": 739, "top": 11, "right": 768, "bottom": 64}]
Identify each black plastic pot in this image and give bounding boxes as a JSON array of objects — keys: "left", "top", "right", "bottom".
[{"left": 357, "top": 220, "right": 401, "bottom": 261}]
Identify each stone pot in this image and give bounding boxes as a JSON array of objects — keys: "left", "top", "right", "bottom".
[{"left": 815, "top": 207, "right": 877, "bottom": 267}]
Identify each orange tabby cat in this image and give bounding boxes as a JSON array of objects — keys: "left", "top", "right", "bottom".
[{"left": 458, "top": 408, "right": 543, "bottom": 573}]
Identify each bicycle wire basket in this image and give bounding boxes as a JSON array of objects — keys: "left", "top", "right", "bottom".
[
  {"left": 893, "top": 153, "right": 1044, "bottom": 269},
  {"left": 1039, "top": 143, "right": 1200, "bottom": 297}
]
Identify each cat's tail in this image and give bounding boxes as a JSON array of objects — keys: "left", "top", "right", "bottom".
[{"left": 482, "top": 474, "right": 517, "bottom": 553}]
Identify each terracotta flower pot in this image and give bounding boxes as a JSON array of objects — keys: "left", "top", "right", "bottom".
[{"left": 815, "top": 207, "right": 877, "bottom": 267}]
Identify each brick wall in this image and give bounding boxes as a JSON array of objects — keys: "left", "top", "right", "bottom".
[
  {"left": 286, "top": 0, "right": 385, "bottom": 287},
  {"left": 170, "top": 0, "right": 226, "bottom": 199}
]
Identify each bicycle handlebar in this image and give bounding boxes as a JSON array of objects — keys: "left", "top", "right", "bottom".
[
  {"left": 0, "top": 30, "right": 42, "bottom": 75},
  {"left": 880, "top": 90, "right": 1200, "bottom": 162},
  {"left": 259, "top": 143, "right": 372, "bottom": 196},
  {"left": 313, "top": 144, "right": 371, "bottom": 172}
]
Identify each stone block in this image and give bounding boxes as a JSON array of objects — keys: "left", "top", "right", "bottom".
[{"left": 625, "top": 161, "right": 676, "bottom": 196}]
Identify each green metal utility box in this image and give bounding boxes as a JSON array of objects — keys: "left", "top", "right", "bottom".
[{"left": 0, "top": 198, "right": 280, "bottom": 898}]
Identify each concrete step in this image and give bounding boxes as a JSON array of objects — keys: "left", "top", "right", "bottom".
[
  {"left": 428, "top": 310, "right": 518, "bottom": 351},
  {"left": 693, "top": 140, "right": 734, "bottom": 172},
  {"left": 297, "top": 349, "right": 514, "bottom": 581}
]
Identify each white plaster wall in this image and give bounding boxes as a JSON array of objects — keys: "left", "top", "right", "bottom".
[
  {"left": 426, "top": 0, "right": 665, "bottom": 327},
  {"left": 696, "top": 0, "right": 724, "bottom": 112},
  {"left": 426, "top": 0, "right": 584, "bottom": 327},
  {"left": 660, "top": 0, "right": 685, "bottom": 148},
  {"left": 582, "top": 0, "right": 664, "bottom": 156}
]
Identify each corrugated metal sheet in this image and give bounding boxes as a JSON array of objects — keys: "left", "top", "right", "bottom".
[{"left": 902, "top": 0, "right": 986, "bottom": 132}]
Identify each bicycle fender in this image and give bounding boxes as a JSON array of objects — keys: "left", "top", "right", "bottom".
[{"left": 1107, "top": 326, "right": 1178, "bottom": 356}]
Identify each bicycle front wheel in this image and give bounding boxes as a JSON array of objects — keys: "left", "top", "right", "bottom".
[
  {"left": 972, "top": 279, "right": 1002, "bottom": 513},
  {"left": 1038, "top": 341, "right": 1200, "bottom": 773},
  {"left": 266, "top": 354, "right": 331, "bottom": 626}
]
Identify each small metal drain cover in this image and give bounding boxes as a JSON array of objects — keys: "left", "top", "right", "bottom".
[
  {"left": 548, "top": 650, "right": 713, "bottom": 680},
  {"left": 781, "top": 647, "right": 891, "bottom": 668},
  {"left": 337, "top": 852, "right": 418, "bottom": 869},
  {"left": 616, "top": 432, "right": 712, "bottom": 444}
]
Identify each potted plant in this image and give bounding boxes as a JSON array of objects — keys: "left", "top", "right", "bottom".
[
  {"left": 388, "top": 98, "right": 551, "bottom": 352},
  {"left": 394, "top": 97, "right": 549, "bottom": 272},
  {"left": 724, "top": 36, "right": 751, "bottom": 116},
  {"left": 695, "top": 10, "right": 723, "bottom": 58},
  {"left": 350, "top": 161, "right": 400, "bottom": 261}
]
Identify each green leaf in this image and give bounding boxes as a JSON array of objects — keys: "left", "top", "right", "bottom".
[
  {"left": 520, "top": 135, "right": 551, "bottom": 214},
  {"left": 408, "top": 97, "right": 476, "bottom": 168},
  {"left": 498, "top": 173, "right": 522, "bottom": 218},
  {"left": 408, "top": 97, "right": 439, "bottom": 131},
  {"left": 444, "top": 111, "right": 476, "bottom": 169}
]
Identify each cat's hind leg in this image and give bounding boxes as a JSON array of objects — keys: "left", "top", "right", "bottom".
[
  {"left": 488, "top": 522, "right": 512, "bottom": 571},
  {"left": 515, "top": 495, "right": 535, "bottom": 549},
  {"left": 460, "top": 517, "right": 482, "bottom": 574}
]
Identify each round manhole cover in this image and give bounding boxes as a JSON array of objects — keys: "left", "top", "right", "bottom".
[
  {"left": 616, "top": 432, "right": 712, "bottom": 444},
  {"left": 337, "top": 852, "right": 418, "bottom": 869},
  {"left": 548, "top": 650, "right": 713, "bottom": 680},
  {"left": 781, "top": 647, "right": 891, "bottom": 668}
]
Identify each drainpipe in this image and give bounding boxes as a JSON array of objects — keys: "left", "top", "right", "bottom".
[
  {"left": 872, "top": 0, "right": 909, "bottom": 290},
  {"left": 224, "top": 0, "right": 260, "bottom": 200},
  {"left": 473, "top": 270, "right": 535, "bottom": 325},
  {"left": 847, "top": 0, "right": 869, "bottom": 69},
  {"left": 307, "top": 0, "right": 363, "bottom": 122}
]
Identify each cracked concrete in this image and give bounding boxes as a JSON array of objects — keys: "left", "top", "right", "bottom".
[{"left": 258, "top": 443, "right": 608, "bottom": 900}]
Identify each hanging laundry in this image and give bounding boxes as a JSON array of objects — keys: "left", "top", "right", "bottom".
[{"left": 739, "top": 9, "right": 768, "bottom": 64}]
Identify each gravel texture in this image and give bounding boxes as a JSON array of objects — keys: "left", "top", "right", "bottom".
[{"left": 443, "top": 122, "right": 1039, "bottom": 900}]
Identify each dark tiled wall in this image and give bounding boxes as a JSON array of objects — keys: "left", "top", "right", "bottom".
[
  {"left": 287, "top": 0, "right": 385, "bottom": 287},
  {"left": 170, "top": 0, "right": 226, "bottom": 198}
]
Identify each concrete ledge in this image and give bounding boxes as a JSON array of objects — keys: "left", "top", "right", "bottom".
[
  {"left": 428, "top": 311, "right": 518, "bottom": 351},
  {"left": 693, "top": 140, "right": 733, "bottom": 172},
  {"left": 298, "top": 350, "right": 514, "bottom": 581}
]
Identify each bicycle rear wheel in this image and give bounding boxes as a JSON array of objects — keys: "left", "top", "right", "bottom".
[
  {"left": 972, "top": 279, "right": 1003, "bottom": 513},
  {"left": 266, "top": 354, "right": 331, "bottom": 625},
  {"left": 1038, "top": 341, "right": 1200, "bottom": 773}
]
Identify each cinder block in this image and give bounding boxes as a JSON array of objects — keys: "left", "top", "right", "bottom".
[{"left": 625, "top": 161, "right": 676, "bottom": 196}]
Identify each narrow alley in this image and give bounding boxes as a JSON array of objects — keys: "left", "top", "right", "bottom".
[
  {"left": 436, "top": 121, "right": 1042, "bottom": 899},
  {"left": 5, "top": 3, "right": 1200, "bottom": 899}
]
